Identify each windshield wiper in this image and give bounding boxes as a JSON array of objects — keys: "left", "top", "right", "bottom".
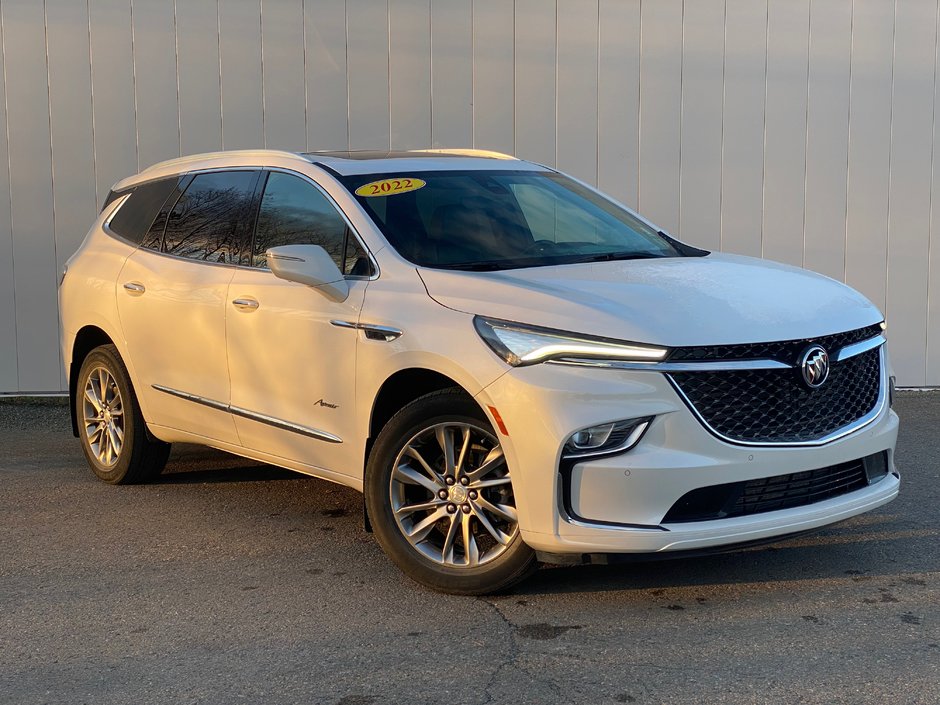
[
  {"left": 560, "top": 251, "right": 668, "bottom": 265},
  {"left": 432, "top": 261, "right": 508, "bottom": 271}
]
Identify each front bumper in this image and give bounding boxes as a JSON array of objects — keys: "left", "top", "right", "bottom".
[{"left": 476, "top": 360, "right": 899, "bottom": 555}]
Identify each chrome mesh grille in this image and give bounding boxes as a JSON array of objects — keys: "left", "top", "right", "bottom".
[{"left": 669, "top": 347, "right": 882, "bottom": 444}]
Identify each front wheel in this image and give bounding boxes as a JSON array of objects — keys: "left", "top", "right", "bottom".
[{"left": 365, "top": 389, "right": 536, "bottom": 594}]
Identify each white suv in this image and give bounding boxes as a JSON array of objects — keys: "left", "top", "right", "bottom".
[{"left": 60, "top": 149, "right": 899, "bottom": 594}]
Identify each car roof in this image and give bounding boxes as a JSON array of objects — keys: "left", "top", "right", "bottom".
[
  {"left": 111, "top": 148, "right": 548, "bottom": 191},
  {"left": 305, "top": 149, "right": 548, "bottom": 176}
]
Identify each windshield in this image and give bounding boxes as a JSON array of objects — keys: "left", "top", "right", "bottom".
[{"left": 340, "top": 170, "right": 701, "bottom": 270}]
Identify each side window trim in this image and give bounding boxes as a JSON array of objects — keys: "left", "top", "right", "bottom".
[{"left": 255, "top": 167, "right": 378, "bottom": 280}]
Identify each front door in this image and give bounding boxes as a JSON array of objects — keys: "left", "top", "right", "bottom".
[{"left": 226, "top": 170, "right": 375, "bottom": 478}]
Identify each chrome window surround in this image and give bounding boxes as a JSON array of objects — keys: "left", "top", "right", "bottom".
[
  {"left": 152, "top": 384, "right": 342, "bottom": 443},
  {"left": 552, "top": 334, "right": 888, "bottom": 448},
  {"left": 104, "top": 165, "right": 380, "bottom": 281}
]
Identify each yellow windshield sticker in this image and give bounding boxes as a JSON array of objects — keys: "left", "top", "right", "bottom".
[{"left": 355, "top": 177, "right": 426, "bottom": 197}]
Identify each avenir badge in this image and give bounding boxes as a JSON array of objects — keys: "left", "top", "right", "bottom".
[{"left": 354, "top": 177, "right": 426, "bottom": 197}]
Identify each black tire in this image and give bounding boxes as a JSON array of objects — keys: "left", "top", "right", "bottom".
[
  {"left": 75, "top": 344, "right": 170, "bottom": 484},
  {"left": 365, "top": 388, "right": 537, "bottom": 595}
]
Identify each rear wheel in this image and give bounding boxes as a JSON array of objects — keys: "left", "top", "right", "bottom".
[
  {"left": 366, "top": 389, "right": 536, "bottom": 594},
  {"left": 76, "top": 344, "right": 170, "bottom": 484}
]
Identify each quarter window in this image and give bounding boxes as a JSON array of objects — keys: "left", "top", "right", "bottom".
[
  {"left": 161, "top": 171, "right": 258, "bottom": 264},
  {"left": 252, "top": 172, "right": 371, "bottom": 275},
  {"left": 107, "top": 177, "right": 181, "bottom": 245}
]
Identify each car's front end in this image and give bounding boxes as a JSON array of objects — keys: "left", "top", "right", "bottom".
[{"left": 474, "top": 320, "right": 898, "bottom": 559}]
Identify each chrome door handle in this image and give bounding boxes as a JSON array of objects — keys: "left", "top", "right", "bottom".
[
  {"left": 232, "top": 297, "right": 260, "bottom": 312},
  {"left": 123, "top": 282, "right": 145, "bottom": 295}
]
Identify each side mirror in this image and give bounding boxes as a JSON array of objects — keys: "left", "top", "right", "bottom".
[{"left": 266, "top": 244, "right": 349, "bottom": 302}]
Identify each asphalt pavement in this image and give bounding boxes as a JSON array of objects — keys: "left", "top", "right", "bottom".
[{"left": 0, "top": 393, "right": 937, "bottom": 705}]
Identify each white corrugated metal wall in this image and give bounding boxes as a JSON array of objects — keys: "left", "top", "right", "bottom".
[{"left": 0, "top": 0, "right": 938, "bottom": 392}]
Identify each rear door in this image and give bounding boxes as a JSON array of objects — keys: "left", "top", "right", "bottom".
[{"left": 116, "top": 169, "right": 260, "bottom": 443}]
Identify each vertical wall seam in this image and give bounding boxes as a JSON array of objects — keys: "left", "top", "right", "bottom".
[
  {"left": 759, "top": 0, "right": 769, "bottom": 258},
  {"left": 884, "top": 0, "right": 898, "bottom": 319},
  {"left": 387, "top": 0, "right": 394, "bottom": 149},
  {"left": 426, "top": 0, "right": 431, "bottom": 148},
  {"left": 0, "top": 2, "right": 19, "bottom": 387},
  {"left": 87, "top": 0, "right": 101, "bottom": 203},
  {"left": 173, "top": 0, "right": 182, "bottom": 155},
  {"left": 718, "top": 0, "right": 727, "bottom": 251},
  {"left": 554, "top": 0, "right": 558, "bottom": 166},
  {"left": 42, "top": 0, "right": 60, "bottom": 385},
  {"left": 677, "top": 0, "right": 685, "bottom": 236},
  {"left": 594, "top": 0, "right": 600, "bottom": 186},
  {"left": 217, "top": 0, "right": 224, "bottom": 149},
  {"left": 470, "top": 0, "right": 475, "bottom": 147},
  {"left": 925, "top": 0, "right": 940, "bottom": 383},
  {"left": 637, "top": 0, "right": 643, "bottom": 211},
  {"left": 843, "top": 0, "right": 855, "bottom": 283},
  {"left": 302, "top": 0, "right": 308, "bottom": 150},
  {"left": 130, "top": 0, "right": 141, "bottom": 171},
  {"left": 260, "top": 0, "right": 267, "bottom": 148},
  {"left": 344, "top": 0, "right": 350, "bottom": 149},
  {"left": 800, "top": 0, "right": 812, "bottom": 268}
]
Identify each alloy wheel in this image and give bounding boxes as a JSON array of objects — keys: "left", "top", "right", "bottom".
[
  {"left": 82, "top": 366, "right": 125, "bottom": 467},
  {"left": 389, "top": 422, "right": 519, "bottom": 567}
]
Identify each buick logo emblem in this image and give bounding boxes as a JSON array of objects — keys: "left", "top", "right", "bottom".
[{"left": 799, "top": 344, "right": 830, "bottom": 389}]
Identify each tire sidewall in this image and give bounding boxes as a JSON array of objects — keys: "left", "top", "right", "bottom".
[{"left": 76, "top": 346, "right": 140, "bottom": 484}]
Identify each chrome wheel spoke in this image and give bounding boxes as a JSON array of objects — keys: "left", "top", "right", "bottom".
[
  {"left": 84, "top": 387, "right": 103, "bottom": 414},
  {"left": 470, "top": 476, "right": 512, "bottom": 489},
  {"left": 395, "top": 498, "right": 445, "bottom": 518},
  {"left": 461, "top": 515, "right": 479, "bottom": 567},
  {"left": 464, "top": 446, "right": 505, "bottom": 484},
  {"left": 393, "top": 463, "right": 441, "bottom": 494},
  {"left": 435, "top": 426, "right": 456, "bottom": 476},
  {"left": 475, "top": 495, "right": 518, "bottom": 524},
  {"left": 406, "top": 506, "right": 448, "bottom": 542},
  {"left": 473, "top": 504, "right": 511, "bottom": 546},
  {"left": 402, "top": 445, "right": 445, "bottom": 486},
  {"left": 441, "top": 513, "right": 461, "bottom": 564},
  {"left": 454, "top": 427, "right": 471, "bottom": 478}
]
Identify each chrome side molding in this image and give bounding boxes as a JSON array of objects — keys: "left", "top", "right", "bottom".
[
  {"left": 330, "top": 319, "right": 403, "bottom": 342},
  {"left": 151, "top": 384, "right": 342, "bottom": 444}
]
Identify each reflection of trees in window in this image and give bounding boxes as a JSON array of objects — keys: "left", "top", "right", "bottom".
[
  {"left": 252, "top": 173, "right": 347, "bottom": 269},
  {"left": 163, "top": 172, "right": 256, "bottom": 264}
]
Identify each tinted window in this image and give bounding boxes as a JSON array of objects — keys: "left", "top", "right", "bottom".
[
  {"left": 341, "top": 170, "right": 687, "bottom": 270},
  {"left": 253, "top": 172, "right": 370, "bottom": 275},
  {"left": 141, "top": 176, "right": 189, "bottom": 251},
  {"left": 162, "top": 171, "right": 258, "bottom": 264},
  {"left": 107, "top": 177, "right": 180, "bottom": 245}
]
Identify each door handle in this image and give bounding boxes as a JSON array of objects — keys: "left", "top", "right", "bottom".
[
  {"left": 123, "top": 281, "right": 145, "bottom": 295},
  {"left": 232, "top": 297, "right": 260, "bottom": 312}
]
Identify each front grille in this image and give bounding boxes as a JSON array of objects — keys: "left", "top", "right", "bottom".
[
  {"left": 662, "top": 453, "right": 888, "bottom": 523},
  {"left": 668, "top": 323, "right": 883, "bottom": 363},
  {"left": 669, "top": 347, "right": 882, "bottom": 444}
]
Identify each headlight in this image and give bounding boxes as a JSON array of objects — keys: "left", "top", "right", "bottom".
[
  {"left": 563, "top": 417, "right": 652, "bottom": 458},
  {"left": 473, "top": 316, "right": 668, "bottom": 366}
]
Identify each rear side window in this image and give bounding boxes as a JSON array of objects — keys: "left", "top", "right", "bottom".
[
  {"left": 252, "top": 171, "right": 371, "bottom": 275},
  {"left": 106, "top": 177, "right": 181, "bottom": 245},
  {"left": 162, "top": 171, "right": 258, "bottom": 264}
]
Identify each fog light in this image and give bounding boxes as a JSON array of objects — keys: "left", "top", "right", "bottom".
[{"left": 563, "top": 417, "right": 653, "bottom": 459}]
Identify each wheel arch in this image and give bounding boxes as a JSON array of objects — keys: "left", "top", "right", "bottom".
[{"left": 68, "top": 326, "right": 117, "bottom": 437}]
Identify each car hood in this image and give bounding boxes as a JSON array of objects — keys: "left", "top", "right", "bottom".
[{"left": 417, "top": 253, "right": 883, "bottom": 347}]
